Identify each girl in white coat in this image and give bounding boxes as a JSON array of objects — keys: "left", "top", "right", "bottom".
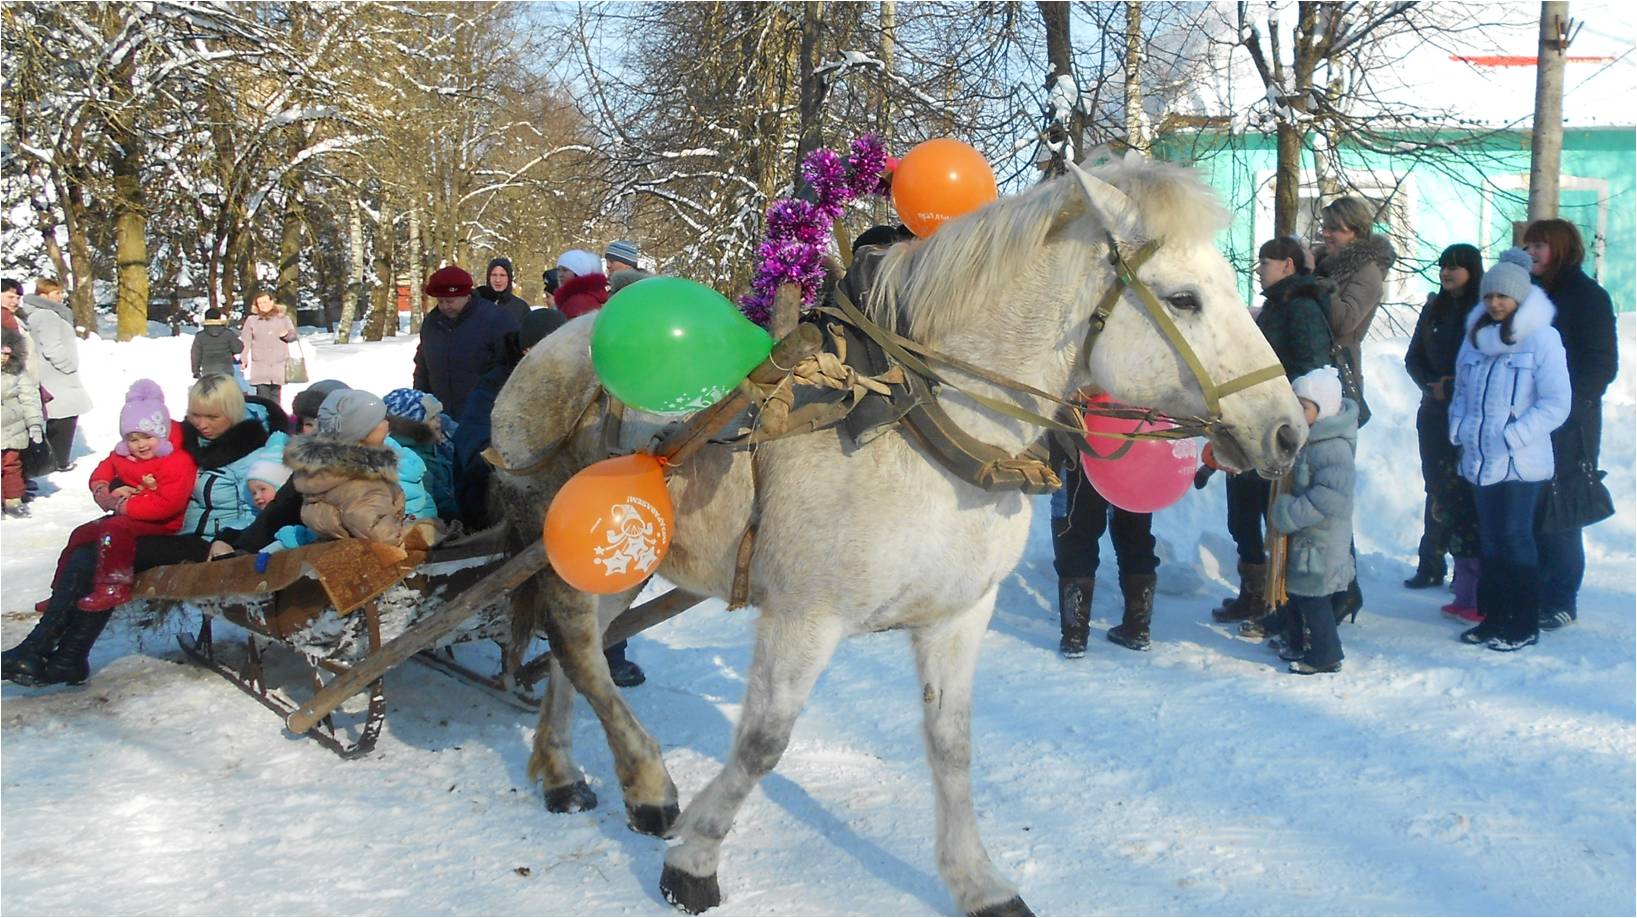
[{"left": 1447, "top": 250, "right": 1571, "bottom": 651}]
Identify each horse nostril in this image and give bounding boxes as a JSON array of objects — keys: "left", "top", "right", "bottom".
[{"left": 1274, "top": 423, "right": 1301, "bottom": 458}]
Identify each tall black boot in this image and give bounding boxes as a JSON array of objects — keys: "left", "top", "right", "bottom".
[
  {"left": 1211, "top": 563, "right": 1266, "bottom": 623},
  {"left": 32, "top": 610, "right": 113, "bottom": 687},
  {"left": 1058, "top": 577, "right": 1093, "bottom": 658},
  {"left": 2, "top": 603, "right": 71, "bottom": 685},
  {"left": 1404, "top": 539, "right": 1446, "bottom": 589},
  {"left": 1108, "top": 574, "right": 1156, "bottom": 651},
  {"left": 5, "top": 544, "right": 96, "bottom": 685}
]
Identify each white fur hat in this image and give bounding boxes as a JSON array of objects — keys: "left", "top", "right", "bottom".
[
  {"left": 1291, "top": 366, "right": 1343, "bottom": 421},
  {"left": 556, "top": 249, "right": 602, "bottom": 278}
]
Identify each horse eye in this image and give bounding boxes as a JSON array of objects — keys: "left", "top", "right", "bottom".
[{"left": 1167, "top": 292, "right": 1200, "bottom": 312}]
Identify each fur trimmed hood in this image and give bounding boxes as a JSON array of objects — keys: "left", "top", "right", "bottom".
[
  {"left": 1463, "top": 283, "right": 1556, "bottom": 355},
  {"left": 387, "top": 414, "right": 438, "bottom": 447},
  {"left": 1317, "top": 234, "right": 1397, "bottom": 282},
  {"left": 1264, "top": 272, "right": 1335, "bottom": 306},
  {"left": 285, "top": 436, "right": 401, "bottom": 484}
]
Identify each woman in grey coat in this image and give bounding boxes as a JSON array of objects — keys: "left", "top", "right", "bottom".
[
  {"left": 1267, "top": 367, "right": 1358, "bottom": 675},
  {"left": 17, "top": 278, "right": 90, "bottom": 471}
]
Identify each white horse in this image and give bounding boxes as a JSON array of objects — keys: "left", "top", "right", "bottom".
[{"left": 488, "top": 155, "right": 1306, "bottom": 916}]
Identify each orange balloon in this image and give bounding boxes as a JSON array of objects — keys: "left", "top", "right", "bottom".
[
  {"left": 543, "top": 453, "right": 674, "bottom": 594},
  {"left": 891, "top": 138, "right": 998, "bottom": 237}
]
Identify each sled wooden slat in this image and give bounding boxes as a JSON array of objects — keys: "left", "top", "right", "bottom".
[{"left": 285, "top": 542, "right": 549, "bottom": 736}]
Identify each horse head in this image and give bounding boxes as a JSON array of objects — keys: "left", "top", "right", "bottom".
[
  {"left": 866, "top": 152, "right": 1304, "bottom": 477},
  {"left": 1059, "top": 155, "right": 1305, "bottom": 476}
]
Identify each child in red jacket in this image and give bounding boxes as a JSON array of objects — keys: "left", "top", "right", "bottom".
[{"left": 57, "top": 380, "right": 198, "bottom": 611}]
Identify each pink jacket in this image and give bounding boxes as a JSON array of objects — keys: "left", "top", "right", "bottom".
[{"left": 241, "top": 313, "right": 298, "bottom": 385}]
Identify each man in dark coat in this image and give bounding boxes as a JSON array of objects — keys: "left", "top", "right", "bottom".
[
  {"left": 412, "top": 265, "right": 520, "bottom": 420},
  {"left": 476, "top": 256, "right": 532, "bottom": 326}
]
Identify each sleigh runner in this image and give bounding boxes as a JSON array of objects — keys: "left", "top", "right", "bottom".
[{"left": 123, "top": 523, "right": 703, "bottom": 758}]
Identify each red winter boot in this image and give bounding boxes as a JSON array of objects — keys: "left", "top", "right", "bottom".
[{"left": 76, "top": 531, "right": 137, "bottom": 613}]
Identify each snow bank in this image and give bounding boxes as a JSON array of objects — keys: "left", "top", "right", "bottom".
[{"left": 2, "top": 319, "right": 1631, "bottom": 916}]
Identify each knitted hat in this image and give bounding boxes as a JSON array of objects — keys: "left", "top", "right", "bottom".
[
  {"left": 556, "top": 249, "right": 601, "bottom": 278},
  {"left": 384, "top": 387, "right": 444, "bottom": 423},
  {"left": 292, "top": 379, "right": 350, "bottom": 422},
  {"left": 604, "top": 240, "right": 640, "bottom": 270},
  {"left": 202, "top": 308, "right": 226, "bottom": 325},
  {"left": 425, "top": 265, "right": 474, "bottom": 297},
  {"left": 519, "top": 308, "right": 567, "bottom": 352},
  {"left": 115, "top": 379, "right": 174, "bottom": 457},
  {"left": 1291, "top": 366, "right": 1343, "bottom": 422},
  {"left": 245, "top": 458, "right": 292, "bottom": 490},
  {"left": 1480, "top": 249, "right": 1534, "bottom": 305},
  {"left": 316, "top": 388, "right": 388, "bottom": 442}
]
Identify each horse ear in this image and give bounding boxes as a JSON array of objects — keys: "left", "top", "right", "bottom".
[{"left": 1065, "top": 161, "right": 1144, "bottom": 241}]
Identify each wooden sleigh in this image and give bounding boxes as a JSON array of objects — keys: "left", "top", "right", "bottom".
[
  {"left": 126, "top": 525, "right": 704, "bottom": 758},
  {"left": 124, "top": 312, "right": 825, "bottom": 759}
]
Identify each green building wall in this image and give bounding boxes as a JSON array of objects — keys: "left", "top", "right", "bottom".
[{"left": 1154, "top": 127, "right": 1635, "bottom": 313}]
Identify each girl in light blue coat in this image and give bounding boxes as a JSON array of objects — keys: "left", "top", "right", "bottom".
[{"left": 1447, "top": 250, "right": 1571, "bottom": 651}]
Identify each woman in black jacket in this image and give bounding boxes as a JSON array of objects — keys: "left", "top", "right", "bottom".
[
  {"left": 1522, "top": 220, "right": 1618, "bottom": 631},
  {"left": 1403, "top": 244, "right": 1483, "bottom": 607}
]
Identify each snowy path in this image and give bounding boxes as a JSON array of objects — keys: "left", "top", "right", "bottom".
[{"left": 3, "top": 323, "right": 1633, "bottom": 916}]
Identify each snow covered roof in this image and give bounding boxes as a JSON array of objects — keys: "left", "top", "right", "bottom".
[{"left": 1157, "top": 0, "right": 1635, "bottom": 132}]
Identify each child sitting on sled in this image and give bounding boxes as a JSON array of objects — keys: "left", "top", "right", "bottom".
[
  {"left": 284, "top": 388, "right": 442, "bottom": 547},
  {"left": 2, "top": 380, "right": 199, "bottom": 686}
]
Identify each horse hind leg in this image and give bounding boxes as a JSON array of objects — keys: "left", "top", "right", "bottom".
[
  {"left": 540, "top": 584, "right": 679, "bottom": 836},
  {"left": 528, "top": 655, "right": 598, "bottom": 813},
  {"left": 913, "top": 588, "right": 1033, "bottom": 917},
  {"left": 660, "top": 611, "right": 847, "bottom": 915}
]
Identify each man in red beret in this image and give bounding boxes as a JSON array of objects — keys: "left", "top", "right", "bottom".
[{"left": 413, "top": 265, "right": 520, "bottom": 418}]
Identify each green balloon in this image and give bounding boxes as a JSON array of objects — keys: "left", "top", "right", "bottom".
[{"left": 590, "top": 277, "right": 775, "bottom": 415}]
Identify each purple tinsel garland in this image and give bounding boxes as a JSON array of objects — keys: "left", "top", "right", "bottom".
[{"left": 740, "top": 134, "right": 891, "bottom": 326}]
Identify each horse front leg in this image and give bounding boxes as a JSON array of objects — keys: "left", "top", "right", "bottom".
[
  {"left": 537, "top": 584, "right": 679, "bottom": 836},
  {"left": 913, "top": 588, "right": 1033, "bottom": 917},
  {"left": 660, "top": 611, "right": 846, "bottom": 914}
]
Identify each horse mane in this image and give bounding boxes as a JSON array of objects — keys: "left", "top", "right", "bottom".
[{"left": 867, "top": 156, "right": 1228, "bottom": 345}]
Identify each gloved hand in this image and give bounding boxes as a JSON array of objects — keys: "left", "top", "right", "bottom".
[
  {"left": 1193, "top": 465, "right": 1216, "bottom": 490},
  {"left": 26, "top": 425, "right": 43, "bottom": 445}
]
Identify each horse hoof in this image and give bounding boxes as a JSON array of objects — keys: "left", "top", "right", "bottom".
[
  {"left": 543, "top": 780, "right": 598, "bottom": 813},
  {"left": 627, "top": 801, "right": 681, "bottom": 837},
  {"left": 969, "top": 896, "right": 1034, "bottom": 917},
  {"left": 659, "top": 863, "right": 721, "bottom": 914}
]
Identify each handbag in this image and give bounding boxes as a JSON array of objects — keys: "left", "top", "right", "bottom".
[
  {"left": 1328, "top": 342, "right": 1371, "bottom": 427},
  {"left": 1537, "top": 423, "right": 1615, "bottom": 533},
  {"left": 284, "top": 336, "right": 309, "bottom": 384}
]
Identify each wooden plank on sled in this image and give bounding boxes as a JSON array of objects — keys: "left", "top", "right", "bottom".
[
  {"left": 132, "top": 538, "right": 423, "bottom": 617},
  {"left": 285, "top": 542, "right": 549, "bottom": 736}
]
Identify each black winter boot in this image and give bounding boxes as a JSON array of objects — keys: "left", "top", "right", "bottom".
[
  {"left": 32, "top": 610, "right": 113, "bottom": 687},
  {"left": 1108, "top": 574, "right": 1156, "bottom": 651},
  {"left": 2, "top": 603, "right": 72, "bottom": 685},
  {"left": 6, "top": 544, "right": 96, "bottom": 686},
  {"left": 1404, "top": 539, "right": 1447, "bottom": 589},
  {"left": 604, "top": 641, "right": 646, "bottom": 688},
  {"left": 1211, "top": 563, "right": 1267, "bottom": 623},
  {"left": 1058, "top": 577, "right": 1093, "bottom": 659}
]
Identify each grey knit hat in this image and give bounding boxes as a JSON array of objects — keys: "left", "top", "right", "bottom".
[
  {"left": 292, "top": 379, "right": 350, "bottom": 421},
  {"left": 316, "top": 388, "right": 387, "bottom": 442},
  {"left": 604, "top": 239, "right": 640, "bottom": 269},
  {"left": 1480, "top": 250, "right": 1533, "bottom": 305}
]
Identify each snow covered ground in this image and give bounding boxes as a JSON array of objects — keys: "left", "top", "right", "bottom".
[{"left": 3, "top": 318, "right": 1633, "bottom": 916}]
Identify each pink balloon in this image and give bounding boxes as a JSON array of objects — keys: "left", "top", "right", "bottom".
[{"left": 1080, "top": 395, "right": 1202, "bottom": 514}]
